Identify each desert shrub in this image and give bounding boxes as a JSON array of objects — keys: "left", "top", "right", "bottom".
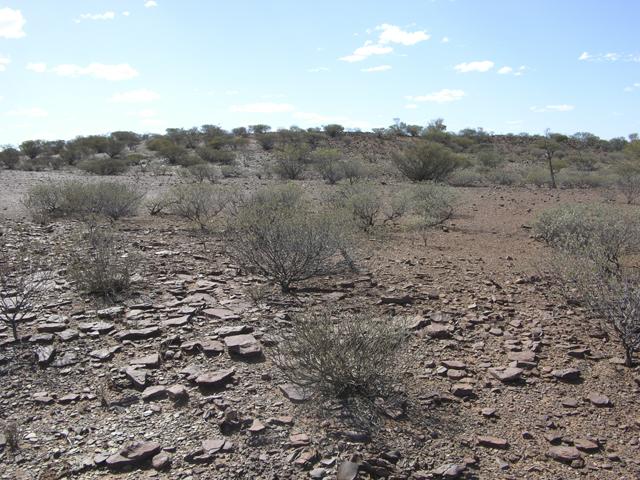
[
  {"left": 476, "top": 150, "right": 503, "bottom": 169},
  {"left": 17, "top": 156, "right": 50, "bottom": 171},
  {"left": 196, "top": 146, "right": 235, "bottom": 165},
  {"left": 180, "top": 163, "right": 220, "bottom": 183},
  {"left": 220, "top": 164, "right": 242, "bottom": 178},
  {"left": 23, "top": 181, "right": 142, "bottom": 222},
  {"left": 524, "top": 166, "right": 552, "bottom": 187},
  {"left": 250, "top": 124, "right": 271, "bottom": 135},
  {"left": 447, "top": 168, "right": 485, "bottom": 187},
  {"left": 485, "top": 167, "right": 522, "bottom": 186},
  {"left": 226, "top": 185, "right": 353, "bottom": 292},
  {"left": 413, "top": 183, "right": 457, "bottom": 228},
  {"left": 556, "top": 168, "right": 611, "bottom": 189},
  {"left": 125, "top": 153, "right": 146, "bottom": 165},
  {"left": 384, "top": 188, "right": 413, "bottom": 224},
  {"left": 342, "top": 159, "right": 367, "bottom": 184},
  {"left": 272, "top": 309, "right": 408, "bottom": 413},
  {"left": 144, "top": 193, "right": 173, "bottom": 216},
  {"left": 332, "top": 182, "right": 382, "bottom": 232},
  {"left": 273, "top": 144, "right": 309, "bottom": 180},
  {"left": 323, "top": 124, "right": 345, "bottom": 138},
  {"left": 311, "top": 148, "right": 344, "bottom": 184},
  {"left": 167, "top": 183, "right": 231, "bottom": 230},
  {"left": 156, "top": 143, "right": 189, "bottom": 165},
  {"left": 0, "top": 245, "right": 51, "bottom": 341},
  {"left": 534, "top": 204, "right": 640, "bottom": 271},
  {"left": 67, "top": 227, "right": 136, "bottom": 301},
  {"left": 0, "top": 147, "right": 20, "bottom": 170},
  {"left": 616, "top": 175, "right": 640, "bottom": 204},
  {"left": 78, "top": 157, "right": 128, "bottom": 175},
  {"left": 20, "top": 140, "right": 44, "bottom": 160},
  {"left": 256, "top": 133, "right": 276, "bottom": 151},
  {"left": 393, "top": 141, "right": 461, "bottom": 181}
]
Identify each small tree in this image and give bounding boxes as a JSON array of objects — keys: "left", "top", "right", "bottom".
[
  {"left": 323, "top": 124, "right": 345, "bottom": 138},
  {"left": 20, "top": 140, "right": 44, "bottom": 160},
  {"left": 249, "top": 124, "right": 271, "bottom": 135},
  {"left": 0, "top": 147, "right": 20, "bottom": 170},
  {"left": 393, "top": 141, "right": 460, "bottom": 181},
  {"left": 534, "top": 129, "right": 566, "bottom": 189}
]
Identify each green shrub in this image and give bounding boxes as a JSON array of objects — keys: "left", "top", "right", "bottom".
[
  {"left": 556, "top": 168, "right": 611, "bottom": 189},
  {"left": 196, "top": 146, "right": 236, "bottom": 165},
  {"left": 524, "top": 166, "right": 552, "bottom": 187},
  {"left": 332, "top": 182, "right": 382, "bottom": 232},
  {"left": 413, "top": 183, "right": 457, "bottom": 228},
  {"left": 323, "top": 124, "right": 345, "bottom": 138},
  {"left": 256, "top": 133, "right": 276, "bottom": 151},
  {"left": 273, "top": 144, "right": 309, "bottom": 180},
  {"left": 311, "top": 148, "right": 344, "bottom": 184},
  {"left": 180, "top": 163, "right": 220, "bottom": 183},
  {"left": 447, "top": 168, "right": 485, "bottom": 187},
  {"left": 220, "top": 164, "right": 242, "bottom": 178},
  {"left": 342, "top": 159, "right": 367, "bottom": 184},
  {"left": 0, "top": 147, "right": 20, "bottom": 169},
  {"left": 484, "top": 167, "right": 522, "bottom": 186},
  {"left": 384, "top": 188, "right": 413, "bottom": 224},
  {"left": 78, "top": 157, "right": 129, "bottom": 175},
  {"left": 393, "top": 141, "right": 461, "bottom": 181},
  {"left": 226, "top": 185, "right": 353, "bottom": 292}
]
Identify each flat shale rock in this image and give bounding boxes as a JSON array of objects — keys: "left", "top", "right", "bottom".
[
  {"left": 477, "top": 435, "right": 509, "bottom": 449},
  {"left": 130, "top": 353, "right": 161, "bottom": 368},
  {"left": 35, "top": 345, "right": 56, "bottom": 365},
  {"left": 203, "top": 308, "right": 240, "bottom": 321},
  {"left": 552, "top": 368, "right": 581, "bottom": 381},
  {"left": 547, "top": 446, "right": 581, "bottom": 463},
  {"left": 215, "top": 325, "right": 253, "bottom": 337},
  {"left": 280, "top": 383, "right": 312, "bottom": 403},
  {"left": 106, "top": 441, "right": 161, "bottom": 469},
  {"left": 587, "top": 392, "right": 612, "bottom": 407},
  {"left": 195, "top": 368, "right": 235, "bottom": 388},
  {"left": 489, "top": 367, "right": 523, "bottom": 383},
  {"left": 224, "top": 334, "right": 262, "bottom": 357},
  {"left": 115, "top": 326, "right": 161, "bottom": 341},
  {"left": 89, "top": 346, "right": 120, "bottom": 361},
  {"left": 78, "top": 321, "right": 114, "bottom": 334},
  {"left": 125, "top": 367, "right": 148, "bottom": 389}
]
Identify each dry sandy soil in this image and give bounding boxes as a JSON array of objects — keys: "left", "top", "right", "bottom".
[{"left": 0, "top": 169, "right": 639, "bottom": 479}]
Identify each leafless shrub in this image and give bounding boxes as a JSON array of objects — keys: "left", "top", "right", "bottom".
[
  {"left": 225, "top": 184, "right": 353, "bottom": 292},
  {"left": 67, "top": 227, "right": 136, "bottom": 301},
  {"left": 167, "top": 183, "right": 231, "bottom": 230},
  {"left": 272, "top": 309, "right": 409, "bottom": 415},
  {"left": 0, "top": 246, "right": 51, "bottom": 341},
  {"left": 144, "top": 193, "right": 173, "bottom": 216}
]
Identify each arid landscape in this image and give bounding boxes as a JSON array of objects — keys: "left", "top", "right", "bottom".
[{"left": 1, "top": 126, "right": 640, "bottom": 480}]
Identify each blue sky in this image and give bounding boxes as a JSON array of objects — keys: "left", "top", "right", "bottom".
[{"left": 0, "top": 0, "right": 639, "bottom": 145}]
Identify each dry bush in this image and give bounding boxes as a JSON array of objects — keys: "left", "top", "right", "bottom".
[
  {"left": 0, "top": 246, "right": 51, "bottom": 341},
  {"left": 332, "top": 182, "right": 382, "bottom": 232},
  {"left": 273, "top": 144, "right": 309, "bottom": 180},
  {"left": 144, "top": 193, "right": 173, "bottom": 216},
  {"left": 384, "top": 188, "right": 413, "bottom": 224},
  {"left": 616, "top": 174, "right": 640, "bottom": 204},
  {"left": 23, "top": 181, "right": 142, "bottom": 223},
  {"left": 166, "top": 183, "right": 231, "bottom": 230},
  {"left": 226, "top": 184, "right": 353, "bottom": 292},
  {"left": 392, "top": 141, "right": 461, "bottom": 181},
  {"left": 272, "top": 309, "right": 409, "bottom": 414},
  {"left": 534, "top": 204, "right": 640, "bottom": 271},
  {"left": 413, "top": 182, "right": 457, "bottom": 228},
  {"left": 447, "top": 168, "right": 485, "bottom": 187},
  {"left": 311, "top": 148, "right": 344, "bottom": 184},
  {"left": 67, "top": 227, "right": 136, "bottom": 301},
  {"left": 342, "top": 159, "right": 368, "bottom": 184},
  {"left": 78, "top": 156, "right": 128, "bottom": 175},
  {"left": 179, "top": 163, "right": 220, "bottom": 183}
]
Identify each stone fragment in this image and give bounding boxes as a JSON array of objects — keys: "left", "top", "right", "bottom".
[
  {"left": 547, "top": 446, "right": 581, "bottom": 463},
  {"left": 152, "top": 452, "right": 171, "bottom": 470},
  {"left": 489, "top": 367, "right": 523, "bottom": 383},
  {"left": 224, "top": 334, "right": 262, "bottom": 358},
  {"left": 195, "top": 368, "right": 235, "bottom": 388},
  {"left": 142, "top": 386, "right": 168, "bottom": 401},
  {"left": 587, "top": 392, "right": 612, "bottom": 407},
  {"left": 106, "top": 441, "right": 161, "bottom": 469},
  {"left": 131, "top": 353, "right": 161, "bottom": 368},
  {"left": 574, "top": 438, "right": 599, "bottom": 452},
  {"left": 203, "top": 308, "right": 240, "bottom": 321},
  {"left": 35, "top": 345, "right": 56, "bottom": 365},
  {"left": 57, "top": 328, "right": 79, "bottom": 342},
  {"left": 115, "top": 326, "right": 160, "bottom": 341},
  {"left": 215, "top": 325, "right": 253, "bottom": 337},
  {"left": 125, "top": 367, "right": 148, "bottom": 389},
  {"left": 552, "top": 368, "right": 581, "bottom": 381},
  {"left": 280, "top": 383, "right": 312, "bottom": 403},
  {"left": 477, "top": 436, "right": 509, "bottom": 449}
]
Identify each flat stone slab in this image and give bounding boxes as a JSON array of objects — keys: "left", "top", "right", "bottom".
[
  {"left": 106, "top": 441, "right": 161, "bottom": 469},
  {"left": 279, "top": 383, "right": 312, "bottom": 403},
  {"left": 224, "top": 334, "right": 262, "bottom": 358},
  {"left": 195, "top": 368, "right": 235, "bottom": 388},
  {"left": 547, "top": 446, "right": 581, "bottom": 463},
  {"left": 115, "top": 327, "right": 160, "bottom": 341}
]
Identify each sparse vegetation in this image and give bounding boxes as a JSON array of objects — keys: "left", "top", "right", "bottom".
[
  {"left": 332, "top": 182, "right": 383, "bottom": 232},
  {"left": 393, "top": 141, "right": 461, "bottom": 181},
  {"left": 78, "top": 156, "right": 129, "bottom": 175},
  {"left": 166, "top": 183, "right": 231, "bottom": 230}
]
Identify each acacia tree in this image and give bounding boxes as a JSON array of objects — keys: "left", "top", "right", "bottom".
[{"left": 536, "top": 129, "right": 564, "bottom": 189}]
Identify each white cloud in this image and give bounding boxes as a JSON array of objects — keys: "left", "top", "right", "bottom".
[
  {"left": 123, "top": 11, "right": 131, "bottom": 17},
  {"left": 579, "top": 51, "right": 640, "bottom": 62},
  {"left": 110, "top": 89, "right": 160, "bottom": 103},
  {"left": 441, "top": 36, "right": 450, "bottom": 43},
  {"left": 340, "top": 23, "right": 428, "bottom": 62},
  {"left": 307, "top": 67, "right": 330, "bottom": 73},
  {"left": 229, "top": 102, "right": 295, "bottom": 113},
  {"left": 375, "top": 23, "right": 430, "bottom": 46},
  {"left": 454, "top": 60, "right": 494, "bottom": 73},
  {"left": 130, "top": 108, "right": 158, "bottom": 118},
  {"left": 361, "top": 65, "right": 392, "bottom": 72},
  {"left": 0, "top": 55, "right": 10, "bottom": 72},
  {"left": 144, "top": 1, "right": 158, "bottom": 8},
  {"left": 498, "top": 65, "right": 527, "bottom": 76},
  {"left": 7, "top": 107, "right": 48, "bottom": 118},
  {"left": 406, "top": 89, "right": 466, "bottom": 103},
  {"left": 0, "top": 7, "right": 26, "bottom": 39},
  {"left": 530, "top": 104, "right": 575, "bottom": 113},
  {"left": 404, "top": 103, "right": 418, "bottom": 109},
  {"left": 624, "top": 82, "right": 640, "bottom": 92},
  {"left": 49, "top": 63, "right": 139, "bottom": 81},
  {"left": 27, "top": 62, "right": 47, "bottom": 73},
  {"left": 340, "top": 43, "right": 393, "bottom": 62},
  {"left": 75, "top": 11, "right": 115, "bottom": 23}
]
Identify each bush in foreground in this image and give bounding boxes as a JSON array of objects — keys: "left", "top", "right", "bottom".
[{"left": 272, "top": 309, "right": 408, "bottom": 419}]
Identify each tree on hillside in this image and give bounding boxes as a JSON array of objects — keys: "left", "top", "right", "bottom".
[{"left": 20, "top": 140, "right": 44, "bottom": 160}]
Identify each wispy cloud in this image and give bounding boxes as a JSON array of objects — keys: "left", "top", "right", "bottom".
[
  {"left": 229, "top": 102, "right": 295, "bottom": 113},
  {"left": 361, "top": 65, "right": 392, "bottom": 73},
  {"left": 340, "top": 23, "right": 429, "bottom": 62},
  {"left": 405, "top": 103, "right": 418, "bottom": 109},
  {"left": 307, "top": 67, "right": 330, "bottom": 73},
  {"left": 406, "top": 89, "right": 466, "bottom": 103},
  {"left": 144, "top": 1, "right": 158, "bottom": 8},
  {"left": 31, "top": 63, "right": 139, "bottom": 81},
  {"left": 0, "top": 55, "right": 10, "bottom": 72},
  {"left": 441, "top": 36, "right": 450, "bottom": 43},
  {"left": 110, "top": 89, "right": 160, "bottom": 103},
  {"left": 454, "top": 60, "right": 494, "bottom": 73},
  {"left": 579, "top": 51, "right": 640, "bottom": 62},
  {"left": 0, "top": 7, "right": 26, "bottom": 39},
  {"left": 624, "top": 82, "right": 640, "bottom": 92},
  {"left": 75, "top": 11, "right": 115, "bottom": 23},
  {"left": 498, "top": 65, "right": 527, "bottom": 76},
  {"left": 530, "top": 104, "right": 575, "bottom": 113},
  {"left": 7, "top": 107, "right": 48, "bottom": 118}
]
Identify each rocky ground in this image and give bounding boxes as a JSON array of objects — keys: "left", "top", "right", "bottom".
[{"left": 1, "top": 170, "right": 639, "bottom": 479}]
